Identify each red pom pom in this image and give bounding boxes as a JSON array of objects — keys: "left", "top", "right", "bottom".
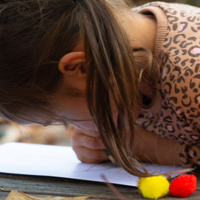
[{"left": 169, "top": 174, "right": 197, "bottom": 197}]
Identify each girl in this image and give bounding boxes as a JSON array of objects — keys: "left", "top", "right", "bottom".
[{"left": 0, "top": 0, "right": 200, "bottom": 177}]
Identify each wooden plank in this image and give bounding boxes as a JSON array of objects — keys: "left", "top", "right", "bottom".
[
  {"left": 0, "top": 174, "right": 139, "bottom": 200},
  {"left": 1, "top": 169, "right": 200, "bottom": 200},
  {"left": 0, "top": 193, "right": 9, "bottom": 200}
]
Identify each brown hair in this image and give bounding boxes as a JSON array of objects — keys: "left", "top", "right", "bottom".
[{"left": 0, "top": 0, "right": 159, "bottom": 177}]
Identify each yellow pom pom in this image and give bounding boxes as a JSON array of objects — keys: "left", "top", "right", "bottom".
[{"left": 137, "top": 175, "right": 169, "bottom": 199}]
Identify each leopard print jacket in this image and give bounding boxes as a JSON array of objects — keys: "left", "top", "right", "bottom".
[{"left": 134, "top": 1, "right": 200, "bottom": 168}]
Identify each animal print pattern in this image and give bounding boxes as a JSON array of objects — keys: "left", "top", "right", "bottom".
[{"left": 135, "top": 2, "right": 200, "bottom": 168}]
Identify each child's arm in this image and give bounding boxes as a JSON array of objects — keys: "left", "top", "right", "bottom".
[
  {"left": 70, "top": 125, "right": 182, "bottom": 166},
  {"left": 133, "top": 123, "right": 181, "bottom": 166}
]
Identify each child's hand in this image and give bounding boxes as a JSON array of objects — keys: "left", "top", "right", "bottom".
[{"left": 70, "top": 127, "right": 108, "bottom": 163}]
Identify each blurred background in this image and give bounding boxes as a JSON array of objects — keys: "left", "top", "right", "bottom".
[
  {"left": 0, "top": 0, "right": 199, "bottom": 147},
  {"left": 0, "top": 119, "right": 74, "bottom": 146}
]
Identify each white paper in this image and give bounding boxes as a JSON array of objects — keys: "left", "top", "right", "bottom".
[{"left": 0, "top": 142, "right": 184, "bottom": 186}]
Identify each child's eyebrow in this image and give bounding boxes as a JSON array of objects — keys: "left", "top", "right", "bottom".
[
  {"left": 132, "top": 47, "right": 145, "bottom": 52},
  {"left": 42, "top": 118, "right": 94, "bottom": 128},
  {"left": 43, "top": 121, "right": 68, "bottom": 127}
]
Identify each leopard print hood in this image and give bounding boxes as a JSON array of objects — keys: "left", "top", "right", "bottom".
[{"left": 134, "top": 1, "right": 200, "bottom": 168}]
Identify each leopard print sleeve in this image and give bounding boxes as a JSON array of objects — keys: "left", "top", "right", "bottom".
[
  {"left": 135, "top": 2, "right": 200, "bottom": 168},
  {"left": 161, "top": 2, "right": 200, "bottom": 168}
]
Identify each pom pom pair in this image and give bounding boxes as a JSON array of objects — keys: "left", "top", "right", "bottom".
[{"left": 138, "top": 174, "right": 197, "bottom": 199}]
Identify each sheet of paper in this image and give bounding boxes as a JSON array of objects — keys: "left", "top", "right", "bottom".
[{"left": 0, "top": 142, "right": 184, "bottom": 187}]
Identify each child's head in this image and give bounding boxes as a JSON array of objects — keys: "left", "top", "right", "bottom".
[
  {"left": 0, "top": 0, "right": 158, "bottom": 177},
  {"left": 0, "top": 0, "right": 131, "bottom": 122}
]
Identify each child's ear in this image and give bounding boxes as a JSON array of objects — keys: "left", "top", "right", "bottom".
[{"left": 58, "top": 52, "right": 86, "bottom": 77}]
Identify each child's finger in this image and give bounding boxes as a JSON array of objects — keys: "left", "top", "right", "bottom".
[
  {"left": 73, "top": 146, "right": 108, "bottom": 163},
  {"left": 74, "top": 127, "right": 101, "bottom": 137},
  {"left": 71, "top": 133, "right": 105, "bottom": 150}
]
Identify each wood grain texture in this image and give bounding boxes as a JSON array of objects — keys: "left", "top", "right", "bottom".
[
  {"left": 1, "top": 169, "right": 200, "bottom": 200},
  {"left": 0, "top": 174, "right": 138, "bottom": 200}
]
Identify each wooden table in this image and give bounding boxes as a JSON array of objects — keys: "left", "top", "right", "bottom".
[{"left": 1, "top": 169, "right": 200, "bottom": 200}]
